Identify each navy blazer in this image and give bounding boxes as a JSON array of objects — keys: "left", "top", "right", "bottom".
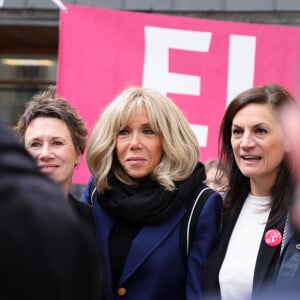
[
  {"left": 203, "top": 197, "right": 285, "bottom": 300},
  {"left": 82, "top": 177, "right": 223, "bottom": 300}
]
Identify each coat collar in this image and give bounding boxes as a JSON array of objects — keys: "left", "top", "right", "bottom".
[
  {"left": 92, "top": 201, "right": 186, "bottom": 287},
  {"left": 253, "top": 211, "right": 285, "bottom": 292},
  {"left": 120, "top": 207, "right": 186, "bottom": 283}
]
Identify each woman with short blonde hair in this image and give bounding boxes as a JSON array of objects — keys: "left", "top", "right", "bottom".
[
  {"left": 87, "top": 86, "right": 199, "bottom": 192},
  {"left": 82, "top": 86, "right": 222, "bottom": 300}
]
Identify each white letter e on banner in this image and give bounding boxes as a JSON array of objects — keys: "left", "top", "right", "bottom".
[
  {"left": 142, "top": 26, "right": 211, "bottom": 147},
  {"left": 142, "top": 26, "right": 211, "bottom": 96}
]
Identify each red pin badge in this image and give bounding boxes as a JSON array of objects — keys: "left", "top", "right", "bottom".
[{"left": 264, "top": 229, "right": 282, "bottom": 247}]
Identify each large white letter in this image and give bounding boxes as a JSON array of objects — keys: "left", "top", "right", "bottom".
[
  {"left": 142, "top": 26, "right": 211, "bottom": 146},
  {"left": 227, "top": 34, "right": 256, "bottom": 105},
  {"left": 142, "top": 26, "right": 211, "bottom": 96}
]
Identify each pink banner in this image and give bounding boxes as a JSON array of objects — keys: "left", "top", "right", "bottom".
[{"left": 58, "top": 4, "right": 300, "bottom": 184}]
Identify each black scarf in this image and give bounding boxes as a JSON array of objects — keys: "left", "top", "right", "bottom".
[{"left": 99, "top": 162, "right": 206, "bottom": 225}]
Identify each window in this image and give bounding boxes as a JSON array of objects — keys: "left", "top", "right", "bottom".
[{"left": 0, "top": 54, "right": 57, "bottom": 125}]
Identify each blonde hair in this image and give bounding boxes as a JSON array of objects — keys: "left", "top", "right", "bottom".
[{"left": 87, "top": 87, "right": 199, "bottom": 192}]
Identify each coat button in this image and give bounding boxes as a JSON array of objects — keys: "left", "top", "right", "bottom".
[{"left": 117, "top": 287, "right": 127, "bottom": 296}]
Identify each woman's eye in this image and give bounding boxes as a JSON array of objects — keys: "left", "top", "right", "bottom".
[
  {"left": 232, "top": 128, "right": 242, "bottom": 135},
  {"left": 143, "top": 127, "right": 154, "bottom": 134},
  {"left": 30, "top": 142, "right": 41, "bottom": 148},
  {"left": 256, "top": 128, "right": 267, "bottom": 135},
  {"left": 54, "top": 141, "right": 63, "bottom": 146},
  {"left": 118, "top": 129, "right": 129, "bottom": 136}
]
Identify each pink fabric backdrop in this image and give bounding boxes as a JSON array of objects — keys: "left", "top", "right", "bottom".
[{"left": 58, "top": 4, "right": 300, "bottom": 184}]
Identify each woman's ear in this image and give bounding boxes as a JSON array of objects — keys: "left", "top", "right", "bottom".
[{"left": 75, "top": 152, "right": 83, "bottom": 167}]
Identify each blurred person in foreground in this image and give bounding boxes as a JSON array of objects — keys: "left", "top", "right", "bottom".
[
  {"left": 81, "top": 86, "right": 223, "bottom": 300},
  {"left": 0, "top": 117, "right": 105, "bottom": 299},
  {"left": 250, "top": 100, "right": 300, "bottom": 299},
  {"left": 271, "top": 101, "right": 300, "bottom": 289},
  {"left": 203, "top": 83, "right": 296, "bottom": 300}
]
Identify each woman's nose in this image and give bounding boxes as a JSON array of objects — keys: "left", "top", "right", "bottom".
[
  {"left": 39, "top": 144, "right": 53, "bottom": 158},
  {"left": 129, "top": 132, "right": 142, "bottom": 149},
  {"left": 240, "top": 134, "right": 255, "bottom": 148}
]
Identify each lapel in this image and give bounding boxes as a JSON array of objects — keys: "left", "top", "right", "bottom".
[
  {"left": 218, "top": 198, "right": 245, "bottom": 257},
  {"left": 253, "top": 230, "right": 279, "bottom": 288},
  {"left": 119, "top": 207, "right": 186, "bottom": 284},
  {"left": 206, "top": 194, "right": 286, "bottom": 296},
  {"left": 203, "top": 197, "right": 245, "bottom": 295},
  {"left": 277, "top": 234, "right": 300, "bottom": 280},
  {"left": 253, "top": 214, "right": 284, "bottom": 290},
  {"left": 224, "top": 200, "right": 284, "bottom": 291},
  {"left": 92, "top": 201, "right": 115, "bottom": 289}
]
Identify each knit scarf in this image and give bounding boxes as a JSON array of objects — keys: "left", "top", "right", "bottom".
[{"left": 99, "top": 162, "right": 206, "bottom": 225}]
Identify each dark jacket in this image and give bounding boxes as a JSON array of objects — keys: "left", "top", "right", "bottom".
[
  {"left": 0, "top": 119, "right": 109, "bottom": 300},
  {"left": 252, "top": 232, "right": 300, "bottom": 300},
  {"left": 249, "top": 231, "right": 300, "bottom": 300},
  {"left": 203, "top": 196, "right": 284, "bottom": 299},
  {"left": 82, "top": 176, "right": 223, "bottom": 300},
  {"left": 68, "top": 193, "right": 112, "bottom": 300},
  {"left": 276, "top": 233, "right": 300, "bottom": 283},
  {"left": 68, "top": 193, "right": 94, "bottom": 229}
]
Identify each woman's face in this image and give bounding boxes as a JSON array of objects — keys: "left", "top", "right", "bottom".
[
  {"left": 24, "top": 117, "right": 81, "bottom": 195},
  {"left": 116, "top": 106, "right": 163, "bottom": 179},
  {"left": 231, "top": 103, "right": 286, "bottom": 191}
]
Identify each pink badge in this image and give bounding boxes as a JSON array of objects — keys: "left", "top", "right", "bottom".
[{"left": 264, "top": 229, "right": 282, "bottom": 247}]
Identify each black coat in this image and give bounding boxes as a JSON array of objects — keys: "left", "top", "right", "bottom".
[
  {"left": 249, "top": 232, "right": 300, "bottom": 299},
  {"left": 68, "top": 193, "right": 94, "bottom": 229},
  {"left": 275, "top": 233, "right": 300, "bottom": 284},
  {"left": 203, "top": 196, "right": 284, "bottom": 299},
  {"left": 68, "top": 193, "right": 112, "bottom": 299},
  {"left": 0, "top": 119, "right": 110, "bottom": 300}
]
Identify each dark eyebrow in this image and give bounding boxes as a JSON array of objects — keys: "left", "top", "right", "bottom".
[
  {"left": 253, "top": 123, "right": 269, "bottom": 127},
  {"left": 231, "top": 124, "right": 242, "bottom": 129},
  {"left": 232, "top": 123, "right": 269, "bottom": 128}
]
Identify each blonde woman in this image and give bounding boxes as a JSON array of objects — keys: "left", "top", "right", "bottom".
[{"left": 81, "top": 86, "right": 222, "bottom": 300}]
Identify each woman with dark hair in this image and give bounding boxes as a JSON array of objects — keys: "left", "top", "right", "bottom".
[{"left": 203, "top": 83, "right": 295, "bottom": 300}]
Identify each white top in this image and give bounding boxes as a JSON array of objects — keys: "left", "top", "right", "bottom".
[{"left": 219, "top": 194, "right": 271, "bottom": 300}]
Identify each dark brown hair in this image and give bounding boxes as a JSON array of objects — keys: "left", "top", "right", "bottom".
[
  {"left": 14, "top": 85, "right": 88, "bottom": 155},
  {"left": 219, "top": 83, "right": 295, "bottom": 227}
]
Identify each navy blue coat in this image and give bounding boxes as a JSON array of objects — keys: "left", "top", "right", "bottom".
[{"left": 81, "top": 177, "right": 223, "bottom": 300}]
